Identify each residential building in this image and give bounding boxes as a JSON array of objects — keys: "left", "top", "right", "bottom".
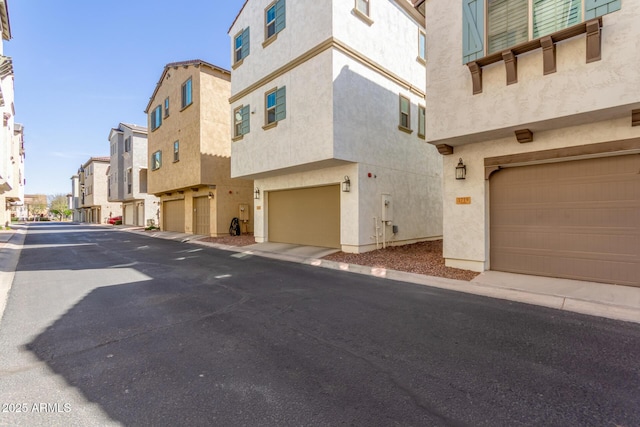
[
  {"left": 0, "top": 0, "right": 23, "bottom": 227},
  {"left": 421, "top": 0, "right": 639, "bottom": 286},
  {"left": 108, "top": 123, "right": 159, "bottom": 227},
  {"left": 70, "top": 174, "right": 80, "bottom": 221},
  {"left": 77, "top": 157, "right": 121, "bottom": 223},
  {"left": 22, "top": 194, "right": 47, "bottom": 220},
  {"left": 145, "top": 60, "right": 253, "bottom": 236},
  {"left": 229, "top": 0, "right": 441, "bottom": 252}
]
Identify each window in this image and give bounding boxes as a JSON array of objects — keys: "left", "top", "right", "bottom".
[
  {"left": 356, "top": 0, "right": 370, "bottom": 16},
  {"left": 418, "top": 30, "right": 426, "bottom": 62},
  {"left": 164, "top": 97, "right": 170, "bottom": 118},
  {"left": 234, "top": 105, "right": 250, "bottom": 138},
  {"left": 150, "top": 105, "right": 162, "bottom": 131},
  {"left": 234, "top": 28, "right": 250, "bottom": 64},
  {"left": 399, "top": 95, "right": 411, "bottom": 132},
  {"left": 181, "top": 78, "right": 192, "bottom": 109},
  {"left": 124, "top": 136, "right": 131, "bottom": 153},
  {"left": 126, "top": 168, "right": 132, "bottom": 194},
  {"left": 265, "top": 0, "right": 285, "bottom": 41},
  {"left": 265, "top": 87, "right": 286, "bottom": 126},
  {"left": 463, "top": 0, "right": 620, "bottom": 62},
  {"left": 418, "top": 105, "right": 426, "bottom": 139},
  {"left": 173, "top": 141, "right": 179, "bottom": 162},
  {"left": 152, "top": 151, "right": 162, "bottom": 171}
]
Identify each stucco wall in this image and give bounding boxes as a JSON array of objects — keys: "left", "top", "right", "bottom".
[
  {"left": 426, "top": 1, "right": 640, "bottom": 145},
  {"left": 442, "top": 118, "right": 640, "bottom": 271}
]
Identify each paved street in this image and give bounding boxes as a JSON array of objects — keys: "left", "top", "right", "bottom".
[{"left": 1, "top": 223, "right": 639, "bottom": 426}]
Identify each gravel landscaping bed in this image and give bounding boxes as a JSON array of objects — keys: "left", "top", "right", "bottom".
[
  {"left": 199, "top": 234, "right": 256, "bottom": 247},
  {"left": 323, "top": 240, "right": 479, "bottom": 281}
]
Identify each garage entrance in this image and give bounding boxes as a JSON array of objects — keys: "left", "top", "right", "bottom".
[
  {"left": 163, "top": 200, "right": 185, "bottom": 233},
  {"left": 268, "top": 185, "right": 340, "bottom": 249},
  {"left": 490, "top": 154, "right": 639, "bottom": 287},
  {"left": 193, "top": 196, "right": 211, "bottom": 236}
]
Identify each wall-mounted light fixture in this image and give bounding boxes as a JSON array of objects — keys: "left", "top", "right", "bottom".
[
  {"left": 342, "top": 176, "right": 351, "bottom": 192},
  {"left": 254, "top": 188, "right": 260, "bottom": 200},
  {"left": 455, "top": 158, "right": 467, "bottom": 180},
  {"left": 208, "top": 192, "right": 214, "bottom": 199}
]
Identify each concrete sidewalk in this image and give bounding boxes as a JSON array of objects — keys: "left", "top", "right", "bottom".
[{"left": 0, "top": 227, "right": 26, "bottom": 327}]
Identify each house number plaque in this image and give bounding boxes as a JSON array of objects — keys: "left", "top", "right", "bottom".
[{"left": 456, "top": 197, "right": 471, "bottom": 205}]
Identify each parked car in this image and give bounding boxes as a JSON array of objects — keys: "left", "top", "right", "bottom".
[{"left": 107, "top": 216, "right": 122, "bottom": 225}]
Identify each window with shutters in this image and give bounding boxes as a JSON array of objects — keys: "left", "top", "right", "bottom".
[
  {"left": 398, "top": 95, "right": 412, "bottom": 134},
  {"left": 264, "top": 87, "right": 286, "bottom": 128},
  {"left": 234, "top": 105, "right": 250, "bottom": 139},
  {"left": 264, "top": 0, "right": 285, "bottom": 45},
  {"left": 234, "top": 28, "right": 250, "bottom": 66},
  {"left": 464, "top": 0, "right": 621, "bottom": 62},
  {"left": 418, "top": 105, "right": 426, "bottom": 139}
]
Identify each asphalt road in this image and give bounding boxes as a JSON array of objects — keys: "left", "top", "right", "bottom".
[{"left": 1, "top": 223, "right": 639, "bottom": 426}]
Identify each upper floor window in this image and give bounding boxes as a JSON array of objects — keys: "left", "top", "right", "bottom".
[
  {"left": 124, "top": 136, "right": 131, "bottom": 153},
  {"left": 181, "top": 78, "right": 193, "bottom": 109},
  {"left": 151, "top": 105, "right": 162, "bottom": 131},
  {"left": 235, "top": 28, "right": 250, "bottom": 64},
  {"left": 234, "top": 105, "right": 250, "bottom": 138},
  {"left": 265, "top": 87, "right": 286, "bottom": 127},
  {"left": 126, "top": 168, "right": 132, "bottom": 194},
  {"left": 356, "top": 0, "right": 370, "bottom": 16},
  {"left": 463, "top": 0, "right": 621, "bottom": 63},
  {"left": 152, "top": 151, "right": 162, "bottom": 171},
  {"left": 265, "top": 0, "right": 286, "bottom": 42},
  {"left": 164, "top": 97, "right": 170, "bottom": 118},
  {"left": 418, "top": 30, "right": 426, "bottom": 62},
  {"left": 418, "top": 105, "right": 426, "bottom": 139},
  {"left": 173, "top": 141, "right": 179, "bottom": 162},
  {"left": 399, "top": 95, "right": 411, "bottom": 132}
]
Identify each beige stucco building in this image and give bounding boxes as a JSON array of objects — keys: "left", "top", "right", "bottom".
[
  {"left": 77, "top": 157, "right": 121, "bottom": 223},
  {"left": 229, "top": 0, "right": 442, "bottom": 252},
  {"left": 145, "top": 60, "right": 253, "bottom": 236},
  {"left": 421, "top": 0, "right": 639, "bottom": 286}
]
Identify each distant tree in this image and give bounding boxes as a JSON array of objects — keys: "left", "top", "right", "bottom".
[{"left": 48, "top": 194, "right": 71, "bottom": 221}]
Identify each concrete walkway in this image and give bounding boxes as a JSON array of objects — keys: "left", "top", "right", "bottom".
[{"left": 2, "top": 223, "right": 639, "bottom": 325}]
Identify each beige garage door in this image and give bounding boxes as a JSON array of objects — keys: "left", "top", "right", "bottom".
[
  {"left": 124, "top": 204, "right": 134, "bottom": 225},
  {"left": 269, "top": 185, "right": 340, "bottom": 248},
  {"left": 490, "top": 155, "right": 639, "bottom": 287},
  {"left": 163, "top": 200, "right": 185, "bottom": 233}
]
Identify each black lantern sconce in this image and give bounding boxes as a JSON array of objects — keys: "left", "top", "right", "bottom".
[
  {"left": 342, "top": 176, "right": 351, "bottom": 192},
  {"left": 455, "top": 158, "right": 466, "bottom": 180},
  {"left": 254, "top": 188, "right": 260, "bottom": 200}
]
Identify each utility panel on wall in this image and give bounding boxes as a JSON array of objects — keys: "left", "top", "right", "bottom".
[{"left": 381, "top": 194, "right": 393, "bottom": 223}]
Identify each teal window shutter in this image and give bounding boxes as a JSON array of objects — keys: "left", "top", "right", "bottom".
[
  {"left": 275, "top": 0, "right": 286, "bottom": 34},
  {"left": 585, "top": 0, "right": 621, "bottom": 19},
  {"left": 241, "top": 105, "right": 250, "bottom": 135},
  {"left": 242, "top": 27, "right": 250, "bottom": 58},
  {"left": 463, "top": 0, "right": 485, "bottom": 63},
  {"left": 275, "top": 86, "right": 286, "bottom": 122},
  {"left": 533, "top": 0, "right": 581, "bottom": 38}
]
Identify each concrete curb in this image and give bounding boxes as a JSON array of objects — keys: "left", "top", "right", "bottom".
[
  {"left": 0, "top": 227, "right": 27, "bottom": 327},
  {"left": 120, "top": 229, "right": 640, "bottom": 324}
]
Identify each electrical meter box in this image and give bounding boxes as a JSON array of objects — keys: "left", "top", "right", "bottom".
[
  {"left": 381, "top": 194, "right": 393, "bottom": 222},
  {"left": 239, "top": 204, "right": 249, "bottom": 221}
]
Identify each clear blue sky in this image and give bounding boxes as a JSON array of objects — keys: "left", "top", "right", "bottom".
[{"left": 5, "top": 0, "right": 246, "bottom": 196}]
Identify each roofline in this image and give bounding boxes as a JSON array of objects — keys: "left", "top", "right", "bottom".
[
  {"left": 82, "top": 156, "right": 111, "bottom": 168},
  {"left": 144, "top": 60, "right": 231, "bottom": 113},
  {"left": 228, "top": 0, "right": 249, "bottom": 34}
]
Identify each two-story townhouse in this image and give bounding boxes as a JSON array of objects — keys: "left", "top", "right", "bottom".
[
  {"left": 78, "top": 157, "right": 121, "bottom": 224},
  {"left": 108, "top": 123, "right": 159, "bottom": 227},
  {"left": 145, "top": 60, "right": 253, "bottom": 236},
  {"left": 229, "top": 0, "right": 441, "bottom": 252},
  {"left": 420, "top": 0, "right": 639, "bottom": 286}
]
